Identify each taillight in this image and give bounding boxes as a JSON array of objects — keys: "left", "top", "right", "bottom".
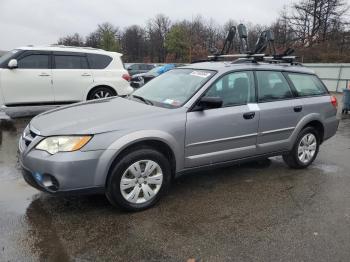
[
  {"left": 122, "top": 73, "right": 131, "bottom": 82},
  {"left": 331, "top": 95, "right": 338, "bottom": 108}
]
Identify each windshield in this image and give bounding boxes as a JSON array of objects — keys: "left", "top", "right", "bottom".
[
  {"left": 0, "top": 49, "right": 19, "bottom": 65},
  {"left": 132, "top": 68, "right": 215, "bottom": 108}
]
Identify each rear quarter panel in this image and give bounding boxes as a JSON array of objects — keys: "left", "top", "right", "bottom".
[
  {"left": 289, "top": 95, "right": 338, "bottom": 147},
  {"left": 86, "top": 55, "right": 132, "bottom": 97}
]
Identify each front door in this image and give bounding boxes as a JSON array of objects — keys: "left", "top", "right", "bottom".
[
  {"left": 185, "top": 71, "right": 259, "bottom": 168},
  {"left": 1, "top": 52, "right": 54, "bottom": 105}
]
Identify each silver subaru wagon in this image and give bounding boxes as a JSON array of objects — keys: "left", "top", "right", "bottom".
[{"left": 19, "top": 61, "right": 339, "bottom": 211}]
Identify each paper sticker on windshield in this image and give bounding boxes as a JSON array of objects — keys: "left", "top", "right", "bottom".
[
  {"left": 163, "top": 99, "right": 174, "bottom": 104},
  {"left": 190, "top": 71, "right": 211, "bottom": 78},
  {"left": 163, "top": 99, "right": 180, "bottom": 106}
]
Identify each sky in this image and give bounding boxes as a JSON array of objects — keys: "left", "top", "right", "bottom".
[{"left": 0, "top": 0, "right": 294, "bottom": 51}]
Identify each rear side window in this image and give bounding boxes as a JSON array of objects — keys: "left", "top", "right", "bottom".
[
  {"left": 257, "top": 71, "right": 293, "bottom": 102},
  {"left": 87, "top": 54, "right": 112, "bottom": 69},
  {"left": 18, "top": 54, "right": 49, "bottom": 69},
  {"left": 286, "top": 73, "right": 327, "bottom": 96},
  {"left": 54, "top": 55, "right": 88, "bottom": 69}
]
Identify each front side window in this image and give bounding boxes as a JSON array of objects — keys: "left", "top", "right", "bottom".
[
  {"left": 204, "top": 71, "right": 255, "bottom": 107},
  {"left": 54, "top": 55, "right": 88, "bottom": 69},
  {"left": 286, "top": 73, "right": 327, "bottom": 96},
  {"left": 132, "top": 69, "right": 215, "bottom": 108},
  {"left": 257, "top": 71, "right": 293, "bottom": 102},
  {"left": 18, "top": 54, "right": 49, "bottom": 69}
]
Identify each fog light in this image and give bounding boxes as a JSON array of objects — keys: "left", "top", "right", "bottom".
[
  {"left": 42, "top": 176, "right": 54, "bottom": 187},
  {"left": 33, "top": 172, "right": 59, "bottom": 192}
]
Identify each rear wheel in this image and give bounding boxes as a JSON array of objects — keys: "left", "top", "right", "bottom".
[
  {"left": 106, "top": 148, "right": 171, "bottom": 211},
  {"left": 283, "top": 127, "right": 320, "bottom": 169},
  {"left": 88, "top": 87, "right": 116, "bottom": 100}
]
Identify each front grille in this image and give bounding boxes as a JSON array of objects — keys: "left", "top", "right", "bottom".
[{"left": 23, "top": 128, "right": 37, "bottom": 147}]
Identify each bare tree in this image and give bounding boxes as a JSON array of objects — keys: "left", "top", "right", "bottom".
[
  {"left": 122, "top": 25, "right": 147, "bottom": 62},
  {"left": 146, "top": 14, "right": 171, "bottom": 62},
  {"left": 57, "top": 33, "right": 84, "bottom": 46}
]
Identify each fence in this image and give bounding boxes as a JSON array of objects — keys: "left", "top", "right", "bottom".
[{"left": 304, "top": 63, "right": 350, "bottom": 92}]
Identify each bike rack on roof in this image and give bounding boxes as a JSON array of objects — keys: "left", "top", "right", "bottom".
[{"left": 192, "top": 24, "right": 301, "bottom": 66}]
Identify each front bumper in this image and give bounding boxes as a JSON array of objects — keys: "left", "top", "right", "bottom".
[{"left": 19, "top": 134, "right": 108, "bottom": 194}]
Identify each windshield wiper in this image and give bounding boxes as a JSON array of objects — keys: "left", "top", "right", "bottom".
[{"left": 131, "top": 95, "right": 153, "bottom": 105}]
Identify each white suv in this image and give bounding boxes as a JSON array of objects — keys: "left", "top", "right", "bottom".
[{"left": 0, "top": 46, "right": 133, "bottom": 116}]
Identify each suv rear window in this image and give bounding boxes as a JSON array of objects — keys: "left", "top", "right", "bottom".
[
  {"left": 87, "top": 54, "right": 112, "bottom": 69},
  {"left": 257, "top": 71, "right": 293, "bottom": 102},
  {"left": 286, "top": 73, "right": 328, "bottom": 96}
]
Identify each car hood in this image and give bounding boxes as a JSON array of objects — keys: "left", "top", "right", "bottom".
[{"left": 30, "top": 97, "right": 169, "bottom": 136}]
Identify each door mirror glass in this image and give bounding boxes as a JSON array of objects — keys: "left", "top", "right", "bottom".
[
  {"left": 8, "top": 59, "right": 18, "bottom": 69},
  {"left": 196, "top": 96, "right": 223, "bottom": 111}
]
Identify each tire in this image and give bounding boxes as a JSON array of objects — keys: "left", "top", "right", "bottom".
[
  {"left": 106, "top": 147, "right": 171, "bottom": 211},
  {"left": 88, "top": 87, "right": 116, "bottom": 100},
  {"left": 283, "top": 126, "right": 320, "bottom": 169}
]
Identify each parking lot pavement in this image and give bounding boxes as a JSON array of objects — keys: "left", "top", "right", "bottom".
[{"left": 0, "top": 116, "right": 350, "bottom": 262}]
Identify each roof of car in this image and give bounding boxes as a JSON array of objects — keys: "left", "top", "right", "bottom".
[
  {"left": 16, "top": 45, "right": 122, "bottom": 56},
  {"left": 180, "top": 61, "right": 315, "bottom": 74}
]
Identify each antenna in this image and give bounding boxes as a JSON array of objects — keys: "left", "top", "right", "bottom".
[{"left": 237, "top": 24, "right": 248, "bottom": 54}]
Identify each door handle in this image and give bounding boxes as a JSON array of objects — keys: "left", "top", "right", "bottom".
[
  {"left": 294, "top": 106, "right": 303, "bottom": 112},
  {"left": 81, "top": 73, "right": 91, "bottom": 76},
  {"left": 39, "top": 73, "right": 50, "bottom": 76},
  {"left": 243, "top": 111, "right": 255, "bottom": 120}
]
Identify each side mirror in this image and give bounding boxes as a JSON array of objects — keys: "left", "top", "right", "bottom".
[
  {"left": 8, "top": 59, "right": 18, "bottom": 69},
  {"left": 195, "top": 96, "right": 223, "bottom": 111}
]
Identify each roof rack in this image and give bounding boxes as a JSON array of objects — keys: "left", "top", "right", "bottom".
[
  {"left": 192, "top": 23, "right": 301, "bottom": 66},
  {"left": 48, "top": 44, "right": 104, "bottom": 51},
  {"left": 206, "top": 53, "right": 301, "bottom": 66}
]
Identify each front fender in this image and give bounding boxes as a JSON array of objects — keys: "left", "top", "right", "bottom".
[{"left": 93, "top": 130, "right": 183, "bottom": 187}]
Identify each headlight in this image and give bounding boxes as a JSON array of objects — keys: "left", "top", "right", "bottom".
[{"left": 36, "top": 136, "right": 92, "bottom": 155}]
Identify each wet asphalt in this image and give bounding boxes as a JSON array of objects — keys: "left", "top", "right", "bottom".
[{"left": 1, "top": 114, "right": 350, "bottom": 262}]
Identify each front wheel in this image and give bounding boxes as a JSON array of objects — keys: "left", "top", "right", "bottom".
[
  {"left": 106, "top": 148, "right": 171, "bottom": 211},
  {"left": 283, "top": 127, "right": 320, "bottom": 169}
]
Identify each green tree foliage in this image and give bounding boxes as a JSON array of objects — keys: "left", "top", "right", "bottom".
[
  {"left": 165, "top": 24, "right": 190, "bottom": 62},
  {"left": 97, "top": 23, "right": 121, "bottom": 52}
]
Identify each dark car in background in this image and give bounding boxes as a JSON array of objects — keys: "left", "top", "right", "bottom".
[
  {"left": 131, "top": 64, "right": 175, "bottom": 88},
  {"left": 127, "top": 63, "right": 155, "bottom": 76}
]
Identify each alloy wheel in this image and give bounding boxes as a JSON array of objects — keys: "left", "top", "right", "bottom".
[
  {"left": 120, "top": 160, "right": 163, "bottom": 204},
  {"left": 297, "top": 133, "right": 317, "bottom": 164},
  {"left": 93, "top": 90, "right": 112, "bottom": 99}
]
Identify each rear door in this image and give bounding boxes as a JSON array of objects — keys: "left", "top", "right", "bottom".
[
  {"left": 52, "top": 52, "right": 94, "bottom": 102},
  {"left": 185, "top": 71, "right": 259, "bottom": 168},
  {"left": 256, "top": 70, "right": 302, "bottom": 154},
  {"left": 1, "top": 51, "right": 54, "bottom": 105}
]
